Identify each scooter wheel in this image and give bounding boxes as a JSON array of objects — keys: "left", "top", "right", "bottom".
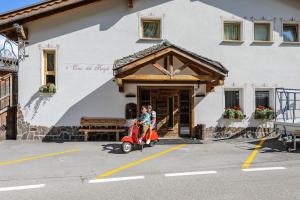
[
  {"left": 122, "top": 142, "right": 132, "bottom": 153},
  {"left": 149, "top": 141, "right": 156, "bottom": 147}
]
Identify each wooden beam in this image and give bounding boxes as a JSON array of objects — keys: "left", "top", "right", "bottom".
[
  {"left": 128, "top": 0, "right": 133, "bottom": 8},
  {"left": 171, "top": 49, "right": 227, "bottom": 76},
  {"left": 115, "top": 78, "right": 124, "bottom": 92},
  {"left": 152, "top": 63, "right": 171, "bottom": 76},
  {"left": 169, "top": 55, "right": 174, "bottom": 77},
  {"left": 172, "top": 62, "right": 191, "bottom": 76},
  {"left": 121, "top": 74, "right": 213, "bottom": 82},
  {"left": 164, "top": 56, "right": 168, "bottom": 69},
  {"left": 115, "top": 48, "right": 173, "bottom": 78}
]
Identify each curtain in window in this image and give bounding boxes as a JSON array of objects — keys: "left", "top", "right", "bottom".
[
  {"left": 47, "top": 53, "right": 55, "bottom": 71},
  {"left": 143, "top": 22, "right": 159, "bottom": 38},
  {"left": 224, "top": 23, "right": 240, "bottom": 41},
  {"left": 283, "top": 25, "right": 298, "bottom": 42},
  {"left": 225, "top": 91, "right": 240, "bottom": 108},
  {"left": 255, "top": 24, "right": 269, "bottom": 41},
  {"left": 255, "top": 91, "right": 270, "bottom": 108}
]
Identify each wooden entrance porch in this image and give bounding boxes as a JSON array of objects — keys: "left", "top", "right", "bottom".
[{"left": 113, "top": 40, "right": 229, "bottom": 137}]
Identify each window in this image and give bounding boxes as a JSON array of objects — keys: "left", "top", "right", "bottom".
[
  {"left": 140, "top": 89, "right": 150, "bottom": 107},
  {"left": 43, "top": 50, "right": 56, "bottom": 85},
  {"left": 224, "top": 22, "right": 242, "bottom": 41},
  {"left": 168, "top": 96, "right": 174, "bottom": 129},
  {"left": 254, "top": 22, "right": 271, "bottom": 42},
  {"left": 141, "top": 19, "right": 161, "bottom": 39},
  {"left": 225, "top": 91, "right": 240, "bottom": 108},
  {"left": 255, "top": 91, "right": 270, "bottom": 108},
  {"left": 283, "top": 23, "right": 299, "bottom": 42}
]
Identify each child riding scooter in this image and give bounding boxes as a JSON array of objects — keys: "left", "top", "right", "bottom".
[{"left": 121, "top": 106, "right": 159, "bottom": 153}]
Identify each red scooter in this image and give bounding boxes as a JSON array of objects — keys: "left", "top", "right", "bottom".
[{"left": 121, "top": 122, "right": 159, "bottom": 153}]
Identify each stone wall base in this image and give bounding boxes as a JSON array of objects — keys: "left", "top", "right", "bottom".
[{"left": 204, "top": 127, "right": 276, "bottom": 140}]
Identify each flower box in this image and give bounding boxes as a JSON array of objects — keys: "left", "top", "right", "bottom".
[
  {"left": 254, "top": 105, "right": 275, "bottom": 120},
  {"left": 223, "top": 106, "right": 245, "bottom": 120},
  {"left": 39, "top": 83, "right": 56, "bottom": 94}
]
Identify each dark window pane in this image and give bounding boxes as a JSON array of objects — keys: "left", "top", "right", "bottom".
[
  {"left": 46, "top": 75, "right": 55, "bottom": 85},
  {"left": 140, "top": 89, "right": 150, "bottom": 107},
  {"left": 255, "top": 91, "right": 270, "bottom": 108},
  {"left": 168, "top": 97, "right": 174, "bottom": 128},
  {"left": 47, "top": 53, "right": 55, "bottom": 71},
  {"left": 283, "top": 24, "right": 298, "bottom": 42},
  {"left": 225, "top": 91, "right": 240, "bottom": 108},
  {"left": 180, "top": 90, "right": 190, "bottom": 125}
]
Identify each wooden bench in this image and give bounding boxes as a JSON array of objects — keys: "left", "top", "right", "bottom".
[{"left": 79, "top": 117, "right": 126, "bottom": 141}]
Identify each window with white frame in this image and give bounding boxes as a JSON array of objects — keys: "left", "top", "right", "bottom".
[
  {"left": 225, "top": 90, "right": 240, "bottom": 108},
  {"left": 223, "top": 21, "right": 242, "bottom": 41},
  {"left": 283, "top": 23, "right": 299, "bottom": 42},
  {"left": 141, "top": 19, "right": 161, "bottom": 39},
  {"left": 254, "top": 22, "right": 272, "bottom": 42}
]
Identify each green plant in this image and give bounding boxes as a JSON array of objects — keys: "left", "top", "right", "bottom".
[
  {"left": 39, "top": 85, "right": 48, "bottom": 93},
  {"left": 255, "top": 105, "right": 275, "bottom": 120},
  {"left": 39, "top": 83, "right": 56, "bottom": 94},
  {"left": 223, "top": 106, "right": 245, "bottom": 120},
  {"left": 48, "top": 83, "right": 56, "bottom": 93}
]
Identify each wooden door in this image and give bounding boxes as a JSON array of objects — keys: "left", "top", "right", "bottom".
[{"left": 151, "top": 89, "right": 179, "bottom": 137}]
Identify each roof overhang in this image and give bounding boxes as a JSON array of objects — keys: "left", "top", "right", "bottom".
[
  {"left": 0, "top": 0, "right": 135, "bottom": 41},
  {"left": 113, "top": 41, "right": 228, "bottom": 92}
]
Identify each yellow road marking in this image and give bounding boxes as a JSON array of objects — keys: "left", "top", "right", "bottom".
[
  {"left": 242, "top": 138, "right": 266, "bottom": 169},
  {"left": 0, "top": 149, "right": 80, "bottom": 166},
  {"left": 96, "top": 144, "right": 187, "bottom": 179}
]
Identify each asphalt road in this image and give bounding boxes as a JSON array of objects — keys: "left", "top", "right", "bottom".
[{"left": 0, "top": 139, "right": 300, "bottom": 200}]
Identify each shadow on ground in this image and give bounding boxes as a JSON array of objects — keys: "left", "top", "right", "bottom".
[{"left": 246, "top": 138, "right": 300, "bottom": 153}]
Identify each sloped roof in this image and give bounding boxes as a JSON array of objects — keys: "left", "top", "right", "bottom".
[
  {"left": 0, "top": 0, "right": 101, "bottom": 30},
  {"left": 113, "top": 40, "right": 228, "bottom": 75}
]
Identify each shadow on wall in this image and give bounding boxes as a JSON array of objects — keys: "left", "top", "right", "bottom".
[
  {"left": 24, "top": 91, "right": 52, "bottom": 120},
  {"left": 30, "top": 0, "right": 172, "bottom": 45},
  {"left": 191, "top": 0, "right": 300, "bottom": 35},
  {"left": 55, "top": 78, "right": 125, "bottom": 126}
]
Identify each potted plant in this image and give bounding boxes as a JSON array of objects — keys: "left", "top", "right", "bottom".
[
  {"left": 39, "top": 83, "right": 56, "bottom": 94},
  {"left": 223, "top": 106, "right": 245, "bottom": 120},
  {"left": 255, "top": 105, "right": 275, "bottom": 120}
]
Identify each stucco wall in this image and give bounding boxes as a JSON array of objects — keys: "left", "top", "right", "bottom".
[{"left": 18, "top": 0, "right": 300, "bottom": 129}]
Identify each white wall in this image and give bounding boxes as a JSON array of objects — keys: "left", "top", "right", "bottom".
[{"left": 18, "top": 0, "right": 300, "bottom": 128}]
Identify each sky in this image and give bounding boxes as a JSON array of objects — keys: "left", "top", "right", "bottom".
[
  {"left": 0, "top": 0, "right": 40, "bottom": 56},
  {"left": 0, "top": 0, "right": 43, "bottom": 14}
]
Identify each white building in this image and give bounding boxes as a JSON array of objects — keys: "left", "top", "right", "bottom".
[{"left": 0, "top": 0, "right": 299, "bottom": 140}]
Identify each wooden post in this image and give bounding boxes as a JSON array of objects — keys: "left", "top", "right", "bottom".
[{"left": 169, "top": 55, "right": 173, "bottom": 78}]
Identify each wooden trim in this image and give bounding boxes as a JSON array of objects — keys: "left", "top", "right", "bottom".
[
  {"left": 170, "top": 49, "right": 227, "bottom": 76},
  {"left": 43, "top": 50, "right": 56, "bottom": 85},
  {"left": 115, "top": 48, "right": 172, "bottom": 78},
  {"left": 128, "top": 0, "right": 133, "bottom": 8},
  {"left": 121, "top": 74, "right": 213, "bottom": 82},
  {"left": 152, "top": 63, "right": 171, "bottom": 76}
]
